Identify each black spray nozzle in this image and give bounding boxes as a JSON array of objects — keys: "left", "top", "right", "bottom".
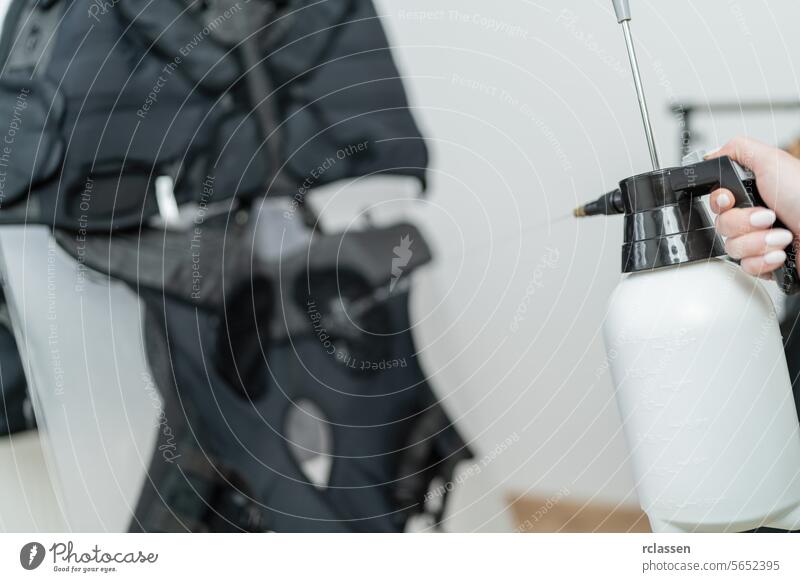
[{"left": 573, "top": 188, "right": 624, "bottom": 217}]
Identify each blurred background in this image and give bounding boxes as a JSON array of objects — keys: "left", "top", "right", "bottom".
[{"left": 4, "top": 0, "right": 800, "bottom": 532}]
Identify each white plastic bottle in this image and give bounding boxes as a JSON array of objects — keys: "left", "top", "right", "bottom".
[
  {"left": 590, "top": 0, "right": 800, "bottom": 532},
  {"left": 605, "top": 258, "right": 800, "bottom": 532}
]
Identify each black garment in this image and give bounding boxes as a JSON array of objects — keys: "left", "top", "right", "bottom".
[
  {"left": 0, "top": 0, "right": 468, "bottom": 531},
  {"left": 0, "top": 290, "right": 30, "bottom": 436},
  {"left": 51, "top": 207, "right": 471, "bottom": 532},
  {"left": 131, "top": 283, "right": 468, "bottom": 532},
  {"left": 0, "top": 0, "right": 428, "bottom": 231}
]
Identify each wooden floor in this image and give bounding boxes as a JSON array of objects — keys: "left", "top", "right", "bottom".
[{"left": 507, "top": 492, "right": 651, "bottom": 533}]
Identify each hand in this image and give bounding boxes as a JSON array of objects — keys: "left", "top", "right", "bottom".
[{"left": 707, "top": 136, "right": 800, "bottom": 277}]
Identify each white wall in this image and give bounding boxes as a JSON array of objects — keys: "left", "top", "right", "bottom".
[{"left": 352, "top": 0, "right": 800, "bottom": 530}]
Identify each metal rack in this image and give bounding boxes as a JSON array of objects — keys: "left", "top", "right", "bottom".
[{"left": 671, "top": 100, "right": 800, "bottom": 159}]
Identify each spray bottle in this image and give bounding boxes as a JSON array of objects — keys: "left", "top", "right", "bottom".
[{"left": 573, "top": 0, "right": 800, "bottom": 532}]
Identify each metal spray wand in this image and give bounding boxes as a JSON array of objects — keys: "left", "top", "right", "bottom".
[{"left": 573, "top": 0, "right": 661, "bottom": 217}]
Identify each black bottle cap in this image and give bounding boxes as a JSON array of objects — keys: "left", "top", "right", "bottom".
[{"left": 618, "top": 167, "right": 725, "bottom": 273}]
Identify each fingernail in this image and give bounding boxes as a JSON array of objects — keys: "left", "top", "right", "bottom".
[
  {"left": 765, "top": 229, "right": 794, "bottom": 247},
  {"left": 764, "top": 249, "right": 787, "bottom": 265},
  {"left": 704, "top": 146, "right": 722, "bottom": 159},
  {"left": 750, "top": 210, "right": 776, "bottom": 228},
  {"left": 717, "top": 193, "right": 731, "bottom": 209}
]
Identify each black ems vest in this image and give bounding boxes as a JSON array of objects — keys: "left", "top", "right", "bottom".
[{"left": 0, "top": 0, "right": 471, "bottom": 532}]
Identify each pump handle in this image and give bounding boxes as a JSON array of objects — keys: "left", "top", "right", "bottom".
[
  {"left": 671, "top": 156, "right": 800, "bottom": 294},
  {"left": 612, "top": 0, "right": 631, "bottom": 22},
  {"left": 669, "top": 157, "right": 750, "bottom": 205}
]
